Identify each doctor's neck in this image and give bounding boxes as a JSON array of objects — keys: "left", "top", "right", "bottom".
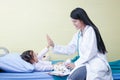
[{"left": 80, "top": 24, "right": 86, "bottom": 32}]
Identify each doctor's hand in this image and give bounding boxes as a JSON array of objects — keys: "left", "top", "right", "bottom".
[
  {"left": 65, "top": 63, "right": 75, "bottom": 70},
  {"left": 46, "top": 35, "right": 54, "bottom": 47}
]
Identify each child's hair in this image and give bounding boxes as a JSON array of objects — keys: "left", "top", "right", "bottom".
[{"left": 20, "top": 50, "right": 34, "bottom": 64}]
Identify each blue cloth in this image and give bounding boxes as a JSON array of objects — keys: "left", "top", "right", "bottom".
[
  {"left": 109, "top": 60, "right": 120, "bottom": 80},
  {"left": 51, "top": 60, "right": 64, "bottom": 64},
  {"left": 71, "top": 55, "right": 80, "bottom": 63},
  {"left": 109, "top": 60, "right": 120, "bottom": 74},
  {"left": 52, "top": 75, "right": 67, "bottom": 80}
]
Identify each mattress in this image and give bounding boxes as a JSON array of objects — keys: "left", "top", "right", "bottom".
[
  {"left": 0, "top": 72, "right": 54, "bottom": 80},
  {"left": 0, "top": 71, "right": 119, "bottom": 80}
]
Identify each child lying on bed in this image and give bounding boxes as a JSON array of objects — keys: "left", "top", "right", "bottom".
[
  {"left": 21, "top": 47, "right": 71, "bottom": 73},
  {"left": 20, "top": 47, "right": 54, "bottom": 71}
]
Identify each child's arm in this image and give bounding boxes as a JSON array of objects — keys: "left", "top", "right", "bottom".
[
  {"left": 37, "top": 46, "right": 49, "bottom": 60},
  {"left": 34, "top": 61, "right": 53, "bottom": 71}
]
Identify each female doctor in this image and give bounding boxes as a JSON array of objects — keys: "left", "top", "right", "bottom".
[{"left": 47, "top": 7, "right": 113, "bottom": 80}]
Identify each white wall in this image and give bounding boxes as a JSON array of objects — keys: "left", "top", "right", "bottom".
[{"left": 0, "top": 0, "right": 120, "bottom": 61}]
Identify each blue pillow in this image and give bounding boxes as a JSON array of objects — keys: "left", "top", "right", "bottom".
[{"left": 0, "top": 53, "right": 34, "bottom": 72}]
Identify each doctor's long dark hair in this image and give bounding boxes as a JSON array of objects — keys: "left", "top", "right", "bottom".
[{"left": 70, "top": 7, "right": 107, "bottom": 54}]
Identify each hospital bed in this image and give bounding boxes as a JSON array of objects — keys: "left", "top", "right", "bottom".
[
  {"left": 0, "top": 60, "right": 120, "bottom": 80},
  {"left": 0, "top": 47, "right": 67, "bottom": 80},
  {"left": 0, "top": 61, "right": 120, "bottom": 80},
  {"left": 0, "top": 47, "right": 120, "bottom": 80}
]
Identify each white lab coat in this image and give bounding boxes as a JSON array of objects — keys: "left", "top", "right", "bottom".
[{"left": 53, "top": 25, "right": 113, "bottom": 80}]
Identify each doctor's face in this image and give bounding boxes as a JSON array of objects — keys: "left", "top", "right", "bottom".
[{"left": 71, "top": 19, "right": 83, "bottom": 30}]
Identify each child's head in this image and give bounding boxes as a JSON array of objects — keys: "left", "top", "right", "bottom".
[{"left": 20, "top": 50, "right": 38, "bottom": 64}]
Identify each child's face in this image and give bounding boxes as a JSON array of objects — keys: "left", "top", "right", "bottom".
[{"left": 31, "top": 52, "right": 39, "bottom": 63}]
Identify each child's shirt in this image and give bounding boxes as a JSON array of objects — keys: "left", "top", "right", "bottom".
[{"left": 34, "top": 47, "right": 53, "bottom": 71}]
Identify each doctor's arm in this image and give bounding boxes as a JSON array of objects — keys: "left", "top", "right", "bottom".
[{"left": 47, "top": 34, "right": 77, "bottom": 55}]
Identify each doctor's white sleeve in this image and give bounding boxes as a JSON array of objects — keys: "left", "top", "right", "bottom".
[
  {"left": 75, "top": 27, "right": 98, "bottom": 66},
  {"left": 52, "top": 33, "right": 78, "bottom": 55}
]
